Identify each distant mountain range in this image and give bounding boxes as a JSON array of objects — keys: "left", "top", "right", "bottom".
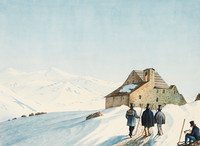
[{"left": 0, "top": 67, "right": 120, "bottom": 122}]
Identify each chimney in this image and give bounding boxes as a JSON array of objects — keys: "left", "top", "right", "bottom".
[{"left": 143, "top": 68, "right": 155, "bottom": 84}]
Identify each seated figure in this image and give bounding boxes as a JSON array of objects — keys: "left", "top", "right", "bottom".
[{"left": 184, "top": 121, "right": 200, "bottom": 145}]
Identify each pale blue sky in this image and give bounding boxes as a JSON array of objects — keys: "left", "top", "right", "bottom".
[{"left": 0, "top": 0, "right": 200, "bottom": 99}]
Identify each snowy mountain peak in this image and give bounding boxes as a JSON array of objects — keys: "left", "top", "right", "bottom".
[
  {"left": 45, "top": 67, "right": 77, "bottom": 78},
  {"left": 0, "top": 67, "right": 121, "bottom": 122}
]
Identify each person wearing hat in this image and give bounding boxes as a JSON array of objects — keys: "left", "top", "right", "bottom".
[
  {"left": 142, "top": 103, "right": 154, "bottom": 137},
  {"left": 184, "top": 121, "right": 200, "bottom": 144},
  {"left": 125, "top": 103, "right": 140, "bottom": 138},
  {"left": 154, "top": 105, "right": 166, "bottom": 136}
]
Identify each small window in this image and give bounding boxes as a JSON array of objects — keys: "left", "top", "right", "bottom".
[
  {"left": 156, "top": 97, "right": 158, "bottom": 102},
  {"left": 163, "top": 90, "right": 165, "bottom": 93},
  {"left": 145, "top": 72, "right": 148, "bottom": 81},
  {"left": 132, "top": 80, "right": 134, "bottom": 84},
  {"left": 157, "top": 89, "right": 159, "bottom": 93},
  {"left": 174, "top": 90, "right": 176, "bottom": 94},
  {"left": 139, "top": 95, "right": 141, "bottom": 99}
]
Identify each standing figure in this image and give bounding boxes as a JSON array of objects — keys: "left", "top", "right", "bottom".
[
  {"left": 125, "top": 103, "right": 140, "bottom": 138},
  {"left": 142, "top": 104, "right": 154, "bottom": 137},
  {"left": 184, "top": 121, "right": 200, "bottom": 145},
  {"left": 154, "top": 105, "right": 166, "bottom": 136}
]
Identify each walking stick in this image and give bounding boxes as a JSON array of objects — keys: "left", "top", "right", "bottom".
[
  {"left": 178, "top": 119, "right": 186, "bottom": 143},
  {"left": 134, "top": 106, "right": 143, "bottom": 136},
  {"left": 151, "top": 104, "right": 154, "bottom": 110}
]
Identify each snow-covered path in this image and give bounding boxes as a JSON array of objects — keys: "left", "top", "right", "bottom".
[{"left": 0, "top": 101, "right": 200, "bottom": 146}]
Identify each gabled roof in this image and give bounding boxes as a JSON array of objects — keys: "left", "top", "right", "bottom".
[
  {"left": 105, "top": 69, "right": 169, "bottom": 98},
  {"left": 154, "top": 72, "right": 169, "bottom": 89},
  {"left": 135, "top": 70, "right": 169, "bottom": 89}
]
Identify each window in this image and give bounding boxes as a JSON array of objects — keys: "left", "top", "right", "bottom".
[
  {"left": 156, "top": 97, "right": 158, "bottom": 102},
  {"left": 139, "top": 95, "right": 141, "bottom": 99},
  {"left": 157, "top": 89, "right": 159, "bottom": 93},
  {"left": 132, "top": 80, "right": 134, "bottom": 84},
  {"left": 145, "top": 72, "right": 148, "bottom": 81},
  {"left": 163, "top": 90, "right": 165, "bottom": 93},
  {"left": 174, "top": 90, "right": 176, "bottom": 94}
]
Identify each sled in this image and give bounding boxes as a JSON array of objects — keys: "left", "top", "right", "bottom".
[{"left": 177, "top": 140, "right": 200, "bottom": 146}]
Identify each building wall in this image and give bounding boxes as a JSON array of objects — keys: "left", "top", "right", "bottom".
[
  {"left": 129, "top": 81, "right": 154, "bottom": 108},
  {"left": 107, "top": 69, "right": 156, "bottom": 109},
  {"left": 105, "top": 97, "right": 114, "bottom": 109},
  {"left": 105, "top": 95, "right": 129, "bottom": 109},
  {"left": 129, "top": 85, "right": 186, "bottom": 109}
]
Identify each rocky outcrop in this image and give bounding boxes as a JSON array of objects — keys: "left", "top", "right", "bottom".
[
  {"left": 35, "top": 112, "right": 47, "bottom": 115},
  {"left": 86, "top": 112, "right": 103, "bottom": 120},
  {"left": 29, "top": 113, "right": 35, "bottom": 116}
]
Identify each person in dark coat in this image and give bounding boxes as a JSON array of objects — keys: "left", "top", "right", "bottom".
[
  {"left": 142, "top": 104, "right": 154, "bottom": 136},
  {"left": 126, "top": 103, "right": 140, "bottom": 138},
  {"left": 154, "top": 105, "right": 166, "bottom": 136},
  {"left": 184, "top": 121, "right": 200, "bottom": 144}
]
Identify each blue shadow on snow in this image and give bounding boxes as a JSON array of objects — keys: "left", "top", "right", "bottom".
[{"left": 98, "top": 135, "right": 128, "bottom": 146}]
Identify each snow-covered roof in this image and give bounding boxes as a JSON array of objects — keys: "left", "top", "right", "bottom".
[
  {"left": 105, "top": 82, "right": 146, "bottom": 97},
  {"left": 120, "top": 84, "right": 138, "bottom": 93}
]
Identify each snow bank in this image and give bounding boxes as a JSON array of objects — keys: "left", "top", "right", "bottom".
[
  {"left": 120, "top": 84, "right": 138, "bottom": 93},
  {"left": 0, "top": 106, "right": 131, "bottom": 146},
  {"left": 153, "top": 101, "right": 200, "bottom": 146},
  {"left": 0, "top": 100, "right": 200, "bottom": 146}
]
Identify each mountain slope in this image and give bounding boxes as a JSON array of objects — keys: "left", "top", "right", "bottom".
[
  {"left": 0, "top": 67, "right": 121, "bottom": 122},
  {"left": 0, "top": 84, "right": 36, "bottom": 121},
  {"left": 0, "top": 102, "right": 200, "bottom": 146}
]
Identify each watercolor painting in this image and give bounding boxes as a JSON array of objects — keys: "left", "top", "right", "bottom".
[{"left": 0, "top": 0, "right": 200, "bottom": 145}]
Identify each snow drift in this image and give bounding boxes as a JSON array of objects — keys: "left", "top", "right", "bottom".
[{"left": 0, "top": 101, "right": 200, "bottom": 146}]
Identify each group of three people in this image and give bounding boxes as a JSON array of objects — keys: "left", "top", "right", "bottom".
[{"left": 125, "top": 103, "right": 165, "bottom": 138}]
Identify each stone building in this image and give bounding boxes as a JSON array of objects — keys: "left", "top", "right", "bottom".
[
  {"left": 195, "top": 93, "right": 200, "bottom": 101},
  {"left": 105, "top": 68, "right": 187, "bottom": 109}
]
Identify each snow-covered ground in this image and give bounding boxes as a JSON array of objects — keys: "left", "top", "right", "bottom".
[
  {"left": 0, "top": 67, "right": 199, "bottom": 146},
  {"left": 0, "top": 67, "right": 121, "bottom": 122},
  {"left": 0, "top": 101, "right": 200, "bottom": 146}
]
